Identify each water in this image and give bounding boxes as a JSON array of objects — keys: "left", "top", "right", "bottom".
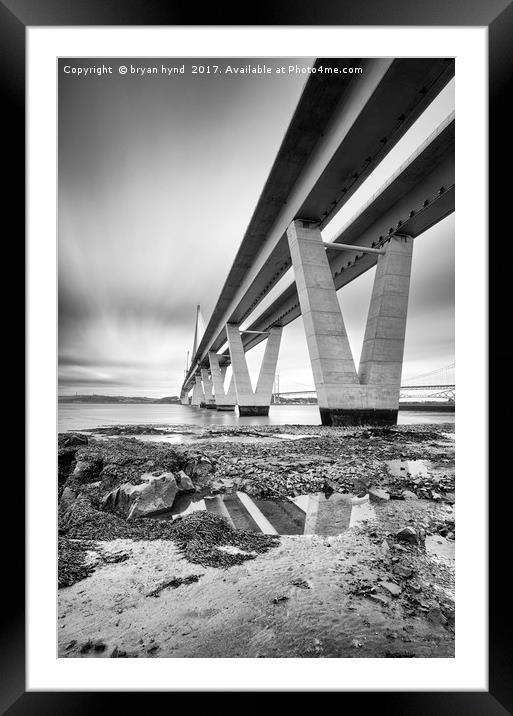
[
  {"left": 155, "top": 490, "right": 378, "bottom": 536},
  {"left": 386, "top": 459, "right": 430, "bottom": 479},
  {"left": 58, "top": 403, "right": 454, "bottom": 433},
  {"left": 150, "top": 490, "right": 454, "bottom": 560}
]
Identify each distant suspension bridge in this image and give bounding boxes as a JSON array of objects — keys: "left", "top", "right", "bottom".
[{"left": 272, "top": 363, "right": 455, "bottom": 403}]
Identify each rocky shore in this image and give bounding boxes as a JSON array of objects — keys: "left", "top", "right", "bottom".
[{"left": 58, "top": 423, "right": 455, "bottom": 658}]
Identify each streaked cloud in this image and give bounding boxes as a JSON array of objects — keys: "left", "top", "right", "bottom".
[{"left": 59, "top": 59, "right": 454, "bottom": 397}]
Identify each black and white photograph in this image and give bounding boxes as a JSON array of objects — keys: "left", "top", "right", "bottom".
[
  {"left": 56, "top": 56, "right": 457, "bottom": 659},
  {"left": 0, "top": 0, "right": 505, "bottom": 705}
]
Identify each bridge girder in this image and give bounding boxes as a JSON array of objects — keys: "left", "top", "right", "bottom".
[{"left": 236, "top": 116, "right": 454, "bottom": 356}]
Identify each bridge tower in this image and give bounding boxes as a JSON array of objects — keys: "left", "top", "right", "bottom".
[{"left": 287, "top": 219, "right": 413, "bottom": 426}]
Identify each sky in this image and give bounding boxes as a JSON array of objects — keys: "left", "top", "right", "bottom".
[{"left": 58, "top": 58, "right": 454, "bottom": 398}]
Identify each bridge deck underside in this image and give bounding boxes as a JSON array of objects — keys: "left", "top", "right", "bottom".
[{"left": 182, "top": 58, "right": 454, "bottom": 390}]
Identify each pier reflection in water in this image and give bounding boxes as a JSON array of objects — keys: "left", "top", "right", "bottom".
[
  {"left": 156, "top": 490, "right": 378, "bottom": 537},
  {"left": 155, "top": 489, "right": 454, "bottom": 561}
]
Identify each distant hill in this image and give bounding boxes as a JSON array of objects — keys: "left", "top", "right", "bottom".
[{"left": 58, "top": 395, "right": 181, "bottom": 404}]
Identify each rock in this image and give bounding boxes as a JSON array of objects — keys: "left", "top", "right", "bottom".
[
  {"left": 102, "top": 471, "right": 193, "bottom": 520},
  {"left": 380, "top": 581, "right": 402, "bottom": 597},
  {"left": 186, "top": 458, "right": 214, "bottom": 486},
  {"left": 175, "top": 470, "right": 195, "bottom": 492},
  {"left": 402, "top": 490, "right": 419, "bottom": 500},
  {"left": 291, "top": 578, "right": 311, "bottom": 589},
  {"left": 392, "top": 564, "right": 413, "bottom": 579},
  {"left": 409, "top": 581, "right": 422, "bottom": 593},
  {"left": 426, "top": 607, "right": 448, "bottom": 626},
  {"left": 368, "top": 593, "right": 391, "bottom": 606},
  {"left": 369, "top": 487, "right": 390, "bottom": 503},
  {"left": 59, "top": 486, "right": 77, "bottom": 514},
  {"left": 352, "top": 476, "right": 371, "bottom": 493},
  {"left": 441, "top": 605, "right": 455, "bottom": 627},
  {"left": 72, "top": 458, "right": 103, "bottom": 485},
  {"left": 396, "top": 527, "right": 418, "bottom": 544},
  {"left": 60, "top": 433, "right": 88, "bottom": 448},
  {"left": 272, "top": 595, "right": 289, "bottom": 604}
]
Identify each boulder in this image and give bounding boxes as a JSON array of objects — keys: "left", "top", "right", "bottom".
[
  {"left": 402, "top": 490, "right": 419, "bottom": 500},
  {"left": 102, "top": 471, "right": 194, "bottom": 520}
]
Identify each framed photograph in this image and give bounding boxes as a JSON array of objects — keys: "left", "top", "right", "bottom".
[{"left": 5, "top": 0, "right": 510, "bottom": 711}]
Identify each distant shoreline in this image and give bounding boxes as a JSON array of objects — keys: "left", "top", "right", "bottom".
[
  {"left": 58, "top": 395, "right": 181, "bottom": 404},
  {"left": 59, "top": 395, "right": 454, "bottom": 411}
]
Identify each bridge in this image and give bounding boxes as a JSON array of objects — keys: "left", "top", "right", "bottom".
[
  {"left": 270, "top": 364, "right": 455, "bottom": 404},
  {"left": 179, "top": 58, "right": 455, "bottom": 425}
]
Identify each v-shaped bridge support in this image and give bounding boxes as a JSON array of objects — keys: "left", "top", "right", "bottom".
[
  {"left": 208, "top": 352, "right": 236, "bottom": 411},
  {"left": 200, "top": 368, "right": 216, "bottom": 409},
  {"left": 225, "top": 324, "right": 283, "bottom": 416},
  {"left": 191, "top": 375, "right": 205, "bottom": 407},
  {"left": 287, "top": 219, "right": 413, "bottom": 425}
]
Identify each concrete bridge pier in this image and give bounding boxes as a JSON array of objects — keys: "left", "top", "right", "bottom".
[
  {"left": 358, "top": 234, "right": 414, "bottom": 422},
  {"left": 191, "top": 375, "right": 205, "bottom": 407},
  {"left": 225, "top": 323, "right": 282, "bottom": 416},
  {"left": 201, "top": 368, "right": 216, "bottom": 409},
  {"left": 208, "top": 351, "right": 236, "bottom": 411},
  {"left": 286, "top": 219, "right": 413, "bottom": 426},
  {"left": 180, "top": 389, "right": 189, "bottom": 405}
]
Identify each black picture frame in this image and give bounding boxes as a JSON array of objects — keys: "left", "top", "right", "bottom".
[{"left": 5, "top": 0, "right": 511, "bottom": 711}]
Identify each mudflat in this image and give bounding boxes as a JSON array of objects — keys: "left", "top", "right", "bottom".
[{"left": 58, "top": 423, "right": 455, "bottom": 658}]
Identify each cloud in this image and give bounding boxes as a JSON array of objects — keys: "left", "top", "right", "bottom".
[{"left": 58, "top": 59, "right": 454, "bottom": 397}]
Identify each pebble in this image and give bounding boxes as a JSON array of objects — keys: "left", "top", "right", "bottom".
[{"left": 272, "top": 595, "right": 289, "bottom": 604}]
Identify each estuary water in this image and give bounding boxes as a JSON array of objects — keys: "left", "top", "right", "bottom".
[{"left": 58, "top": 403, "right": 454, "bottom": 433}]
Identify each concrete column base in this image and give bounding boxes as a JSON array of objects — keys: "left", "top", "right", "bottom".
[
  {"left": 199, "top": 402, "right": 207, "bottom": 408},
  {"left": 319, "top": 408, "right": 398, "bottom": 426},
  {"left": 238, "top": 406, "right": 270, "bottom": 417},
  {"left": 205, "top": 403, "right": 217, "bottom": 410},
  {"left": 216, "top": 405, "right": 235, "bottom": 411}
]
